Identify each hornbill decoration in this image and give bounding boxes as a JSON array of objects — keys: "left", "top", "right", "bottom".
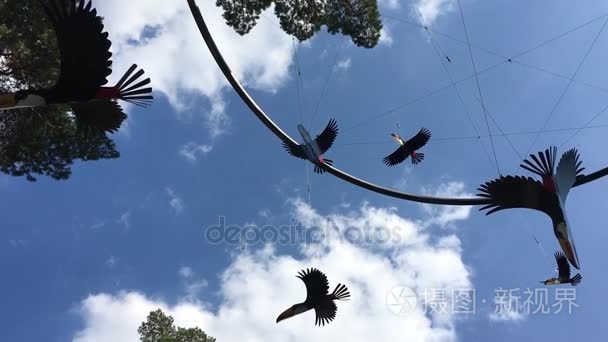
[
  {"left": 382, "top": 128, "right": 431, "bottom": 166},
  {"left": 477, "top": 146, "right": 584, "bottom": 269},
  {"left": 541, "top": 251, "right": 582, "bottom": 286},
  {"left": 282, "top": 119, "right": 339, "bottom": 174},
  {"left": 276, "top": 268, "right": 350, "bottom": 326},
  {"left": 0, "top": 0, "right": 153, "bottom": 134}
]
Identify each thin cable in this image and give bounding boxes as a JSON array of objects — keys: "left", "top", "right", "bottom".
[
  {"left": 306, "top": 161, "right": 312, "bottom": 207},
  {"left": 424, "top": 27, "right": 496, "bottom": 170},
  {"left": 525, "top": 16, "right": 608, "bottom": 157},
  {"left": 310, "top": 37, "right": 346, "bottom": 130},
  {"left": 341, "top": 12, "right": 608, "bottom": 134},
  {"left": 457, "top": 0, "right": 501, "bottom": 176},
  {"left": 560, "top": 101, "right": 608, "bottom": 148},
  {"left": 335, "top": 122, "right": 608, "bottom": 147},
  {"left": 291, "top": 37, "right": 305, "bottom": 124}
]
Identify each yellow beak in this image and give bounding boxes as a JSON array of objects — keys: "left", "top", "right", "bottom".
[
  {"left": 0, "top": 93, "right": 16, "bottom": 109},
  {"left": 559, "top": 238, "right": 580, "bottom": 270}
]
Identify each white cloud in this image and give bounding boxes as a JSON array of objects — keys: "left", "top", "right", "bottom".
[
  {"left": 72, "top": 198, "right": 474, "bottom": 342},
  {"left": 94, "top": 0, "right": 294, "bottom": 140},
  {"left": 179, "top": 142, "right": 213, "bottom": 162},
  {"left": 178, "top": 266, "right": 193, "bottom": 279},
  {"left": 105, "top": 256, "right": 118, "bottom": 269},
  {"left": 379, "top": 26, "right": 394, "bottom": 46},
  {"left": 165, "top": 187, "right": 184, "bottom": 215},
  {"left": 413, "top": 0, "right": 457, "bottom": 26},
  {"left": 420, "top": 182, "right": 473, "bottom": 228},
  {"left": 117, "top": 211, "right": 131, "bottom": 231},
  {"left": 379, "top": 0, "right": 401, "bottom": 10},
  {"left": 335, "top": 58, "right": 352, "bottom": 71},
  {"left": 488, "top": 290, "right": 526, "bottom": 322}
]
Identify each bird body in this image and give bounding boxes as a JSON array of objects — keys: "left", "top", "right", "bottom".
[
  {"left": 541, "top": 251, "right": 582, "bottom": 286},
  {"left": 383, "top": 128, "right": 431, "bottom": 166},
  {"left": 478, "top": 147, "right": 583, "bottom": 269},
  {"left": 283, "top": 119, "right": 339, "bottom": 174},
  {"left": 276, "top": 268, "right": 350, "bottom": 326},
  {"left": 0, "top": 0, "right": 153, "bottom": 134}
]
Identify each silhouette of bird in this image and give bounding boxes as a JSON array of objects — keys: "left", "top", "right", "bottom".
[
  {"left": 478, "top": 146, "right": 584, "bottom": 269},
  {"left": 541, "top": 251, "right": 582, "bottom": 286},
  {"left": 276, "top": 268, "right": 350, "bottom": 326},
  {"left": 282, "top": 119, "right": 339, "bottom": 174},
  {"left": 382, "top": 128, "right": 431, "bottom": 166},
  {"left": 0, "top": 0, "right": 153, "bottom": 134}
]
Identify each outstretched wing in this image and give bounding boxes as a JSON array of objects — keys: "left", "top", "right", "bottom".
[
  {"left": 554, "top": 251, "right": 571, "bottom": 280},
  {"left": 71, "top": 100, "right": 126, "bottom": 134},
  {"left": 403, "top": 128, "right": 431, "bottom": 151},
  {"left": 314, "top": 298, "right": 338, "bottom": 326},
  {"left": 282, "top": 140, "right": 307, "bottom": 160},
  {"left": 315, "top": 119, "right": 339, "bottom": 154},
  {"left": 297, "top": 268, "right": 330, "bottom": 302},
  {"left": 41, "top": 0, "right": 112, "bottom": 101},
  {"left": 382, "top": 146, "right": 408, "bottom": 166},
  {"left": 477, "top": 175, "right": 557, "bottom": 216},
  {"left": 555, "top": 148, "right": 585, "bottom": 203}
]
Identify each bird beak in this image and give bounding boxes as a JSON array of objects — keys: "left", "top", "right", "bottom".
[
  {"left": 390, "top": 133, "right": 401, "bottom": 143},
  {"left": 559, "top": 238, "right": 580, "bottom": 270},
  {"left": 0, "top": 93, "right": 16, "bottom": 109},
  {"left": 276, "top": 307, "right": 296, "bottom": 323}
]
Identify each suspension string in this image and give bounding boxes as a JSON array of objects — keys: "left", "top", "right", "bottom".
[
  {"left": 306, "top": 161, "right": 311, "bottom": 207},
  {"left": 292, "top": 37, "right": 305, "bottom": 124},
  {"left": 310, "top": 37, "right": 346, "bottom": 131}
]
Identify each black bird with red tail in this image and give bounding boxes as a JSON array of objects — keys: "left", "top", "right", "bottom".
[
  {"left": 477, "top": 146, "right": 584, "bottom": 269},
  {"left": 0, "top": 0, "right": 153, "bottom": 134}
]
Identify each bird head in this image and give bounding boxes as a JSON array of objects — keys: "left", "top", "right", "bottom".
[
  {"left": 276, "top": 304, "right": 309, "bottom": 323},
  {"left": 0, "top": 90, "right": 46, "bottom": 109},
  {"left": 541, "top": 278, "right": 560, "bottom": 285}
]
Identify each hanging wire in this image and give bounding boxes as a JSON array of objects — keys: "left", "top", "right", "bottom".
[
  {"left": 310, "top": 37, "right": 347, "bottom": 131},
  {"left": 335, "top": 122, "right": 608, "bottom": 147},
  {"left": 457, "top": 0, "right": 501, "bottom": 176},
  {"left": 291, "top": 37, "right": 306, "bottom": 124},
  {"left": 341, "top": 12, "right": 608, "bottom": 135},
  {"left": 559, "top": 101, "right": 608, "bottom": 148},
  {"left": 524, "top": 16, "right": 608, "bottom": 157}
]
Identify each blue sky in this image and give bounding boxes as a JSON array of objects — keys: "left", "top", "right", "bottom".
[{"left": 2, "top": 0, "right": 608, "bottom": 341}]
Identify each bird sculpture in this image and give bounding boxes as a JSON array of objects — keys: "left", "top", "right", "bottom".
[
  {"left": 541, "top": 251, "right": 582, "bottom": 286},
  {"left": 382, "top": 128, "right": 431, "bottom": 166},
  {"left": 0, "top": 0, "right": 153, "bottom": 134},
  {"left": 478, "top": 146, "right": 583, "bottom": 269},
  {"left": 282, "top": 119, "right": 339, "bottom": 174},
  {"left": 276, "top": 268, "right": 350, "bottom": 326}
]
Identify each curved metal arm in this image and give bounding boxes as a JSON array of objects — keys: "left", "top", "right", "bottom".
[{"left": 187, "top": 0, "right": 608, "bottom": 206}]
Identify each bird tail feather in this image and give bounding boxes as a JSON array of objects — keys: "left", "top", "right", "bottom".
[
  {"left": 331, "top": 283, "right": 350, "bottom": 301},
  {"left": 111, "top": 64, "right": 154, "bottom": 107},
  {"left": 411, "top": 152, "right": 424, "bottom": 165},
  {"left": 570, "top": 273, "right": 582, "bottom": 286},
  {"left": 314, "top": 159, "right": 333, "bottom": 174}
]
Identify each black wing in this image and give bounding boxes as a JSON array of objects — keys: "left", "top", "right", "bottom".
[
  {"left": 554, "top": 251, "right": 571, "bottom": 280},
  {"left": 403, "top": 128, "right": 431, "bottom": 151},
  {"left": 42, "top": 0, "right": 112, "bottom": 102},
  {"left": 382, "top": 146, "right": 408, "bottom": 166},
  {"left": 297, "top": 268, "right": 330, "bottom": 303},
  {"left": 314, "top": 298, "right": 338, "bottom": 326},
  {"left": 315, "top": 119, "right": 338, "bottom": 154},
  {"left": 71, "top": 100, "right": 126, "bottom": 134},
  {"left": 282, "top": 140, "right": 307, "bottom": 160},
  {"left": 477, "top": 175, "right": 558, "bottom": 216}
]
